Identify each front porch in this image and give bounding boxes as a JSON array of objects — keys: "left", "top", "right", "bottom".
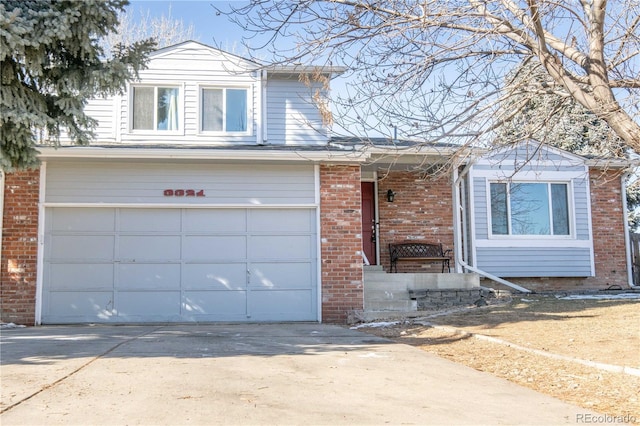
[{"left": 359, "top": 266, "right": 483, "bottom": 321}]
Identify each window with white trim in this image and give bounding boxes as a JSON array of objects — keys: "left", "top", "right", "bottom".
[
  {"left": 131, "top": 86, "right": 180, "bottom": 131},
  {"left": 201, "top": 87, "right": 248, "bottom": 133},
  {"left": 489, "top": 182, "right": 570, "bottom": 236}
]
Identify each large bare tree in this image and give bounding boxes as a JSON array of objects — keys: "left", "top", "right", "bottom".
[
  {"left": 101, "top": 4, "right": 197, "bottom": 54},
  {"left": 219, "top": 0, "right": 639, "bottom": 153}
]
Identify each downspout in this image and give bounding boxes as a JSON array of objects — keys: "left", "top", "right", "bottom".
[
  {"left": 452, "top": 162, "right": 532, "bottom": 294},
  {"left": 260, "top": 69, "right": 268, "bottom": 145},
  {"left": 621, "top": 172, "right": 640, "bottom": 289},
  {"left": 0, "top": 171, "right": 4, "bottom": 272}
]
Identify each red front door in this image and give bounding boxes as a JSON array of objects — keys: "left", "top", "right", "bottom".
[{"left": 361, "top": 182, "right": 377, "bottom": 265}]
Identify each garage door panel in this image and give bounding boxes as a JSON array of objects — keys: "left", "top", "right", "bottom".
[
  {"left": 250, "top": 209, "right": 313, "bottom": 232},
  {"left": 182, "top": 263, "right": 246, "bottom": 290},
  {"left": 250, "top": 235, "right": 312, "bottom": 259},
  {"left": 250, "top": 263, "right": 312, "bottom": 290},
  {"left": 184, "top": 209, "right": 246, "bottom": 232},
  {"left": 117, "top": 263, "right": 181, "bottom": 290},
  {"left": 120, "top": 209, "right": 181, "bottom": 232},
  {"left": 49, "top": 207, "right": 115, "bottom": 232},
  {"left": 44, "top": 205, "right": 317, "bottom": 323},
  {"left": 183, "top": 235, "right": 246, "bottom": 260},
  {"left": 49, "top": 235, "right": 115, "bottom": 260},
  {"left": 248, "top": 290, "right": 314, "bottom": 318},
  {"left": 119, "top": 236, "right": 181, "bottom": 260},
  {"left": 183, "top": 291, "right": 247, "bottom": 317},
  {"left": 45, "top": 292, "right": 114, "bottom": 321},
  {"left": 117, "top": 291, "right": 181, "bottom": 317},
  {"left": 47, "top": 263, "right": 114, "bottom": 291}
]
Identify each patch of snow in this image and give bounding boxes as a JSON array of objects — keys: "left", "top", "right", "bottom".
[
  {"left": 520, "top": 298, "right": 534, "bottom": 302},
  {"left": 358, "top": 352, "right": 389, "bottom": 358},
  {"left": 556, "top": 293, "right": 640, "bottom": 300},
  {"left": 350, "top": 321, "right": 400, "bottom": 329},
  {"left": 0, "top": 323, "right": 26, "bottom": 329}
]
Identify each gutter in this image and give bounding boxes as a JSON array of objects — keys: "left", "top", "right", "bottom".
[
  {"left": 621, "top": 172, "right": 640, "bottom": 289},
  {"left": 452, "top": 162, "right": 533, "bottom": 294},
  {"left": 36, "top": 146, "right": 370, "bottom": 163}
]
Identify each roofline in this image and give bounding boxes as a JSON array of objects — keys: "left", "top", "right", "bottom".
[
  {"left": 148, "top": 41, "right": 345, "bottom": 76},
  {"left": 265, "top": 64, "right": 347, "bottom": 76},
  {"left": 36, "top": 146, "right": 369, "bottom": 163},
  {"left": 149, "top": 40, "right": 262, "bottom": 67}
]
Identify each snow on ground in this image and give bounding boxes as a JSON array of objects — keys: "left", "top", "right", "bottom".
[
  {"left": 0, "top": 322, "right": 26, "bottom": 329},
  {"left": 351, "top": 321, "right": 400, "bottom": 329},
  {"left": 556, "top": 293, "right": 640, "bottom": 300}
]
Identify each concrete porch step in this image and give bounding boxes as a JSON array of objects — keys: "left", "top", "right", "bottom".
[
  {"left": 364, "top": 299, "right": 417, "bottom": 312},
  {"left": 355, "top": 310, "right": 426, "bottom": 323}
]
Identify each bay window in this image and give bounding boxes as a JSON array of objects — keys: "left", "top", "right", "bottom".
[
  {"left": 490, "top": 182, "right": 570, "bottom": 236},
  {"left": 132, "top": 86, "right": 180, "bottom": 131},
  {"left": 201, "top": 87, "right": 248, "bottom": 133}
]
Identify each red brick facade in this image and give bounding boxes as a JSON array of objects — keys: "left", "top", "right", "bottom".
[
  {"left": 319, "top": 164, "right": 364, "bottom": 322},
  {"left": 377, "top": 172, "right": 455, "bottom": 273},
  {"left": 1, "top": 169, "right": 40, "bottom": 325}
]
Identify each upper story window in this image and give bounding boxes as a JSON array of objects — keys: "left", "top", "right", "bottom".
[
  {"left": 201, "top": 87, "right": 248, "bottom": 133},
  {"left": 490, "top": 182, "right": 571, "bottom": 236},
  {"left": 132, "top": 86, "right": 180, "bottom": 131}
]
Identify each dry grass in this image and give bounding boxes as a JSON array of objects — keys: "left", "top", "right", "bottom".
[{"left": 360, "top": 294, "right": 640, "bottom": 422}]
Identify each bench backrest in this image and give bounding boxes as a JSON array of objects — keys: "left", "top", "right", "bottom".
[{"left": 389, "top": 242, "right": 444, "bottom": 259}]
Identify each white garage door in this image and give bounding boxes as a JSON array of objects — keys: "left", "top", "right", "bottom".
[{"left": 42, "top": 207, "right": 317, "bottom": 323}]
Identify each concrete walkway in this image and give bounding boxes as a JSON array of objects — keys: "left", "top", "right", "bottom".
[{"left": 1, "top": 323, "right": 595, "bottom": 425}]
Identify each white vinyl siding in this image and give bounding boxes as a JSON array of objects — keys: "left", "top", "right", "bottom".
[
  {"left": 45, "top": 162, "right": 315, "bottom": 205},
  {"left": 120, "top": 43, "right": 259, "bottom": 144},
  {"left": 266, "top": 76, "right": 327, "bottom": 145},
  {"left": 57, "top": 97, "right": 116, "bottom": 143},
  {"left": 54, "top": 42, "right": 331, "bottom": 146},
  {"left": 475, "top": 247, "right": 592, "bottom": 277}
]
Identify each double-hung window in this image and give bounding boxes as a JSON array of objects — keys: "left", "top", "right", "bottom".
[
  {"left": 132, "top": 86, "right": 180, "bottom": 131},
  {"left": 490, "top": 182, "right": 571, "bottom": 236},
  {"left": 201, "top": 87, "right": 248, "bottom": 133}
]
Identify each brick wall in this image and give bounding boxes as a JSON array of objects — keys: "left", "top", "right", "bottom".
[
  {"left": 377, "top": 171, "right": 455, "bottom": 273},
  {"left": 319, "top": 164, "right": 364, "bottom": 322},
  {"left": 490, "top": 168, "right": 629, "bottom": 292},
  {"left": 1, "top": 169, "right": 40, "bottom": 325}
]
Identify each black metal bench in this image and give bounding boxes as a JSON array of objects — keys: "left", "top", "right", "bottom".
[{"left": 389, "top": 242, "right": 452, "bottom": 273}]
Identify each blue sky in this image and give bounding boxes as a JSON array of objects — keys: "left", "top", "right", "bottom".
[{"left": 127, "top": 1, "right": 257, "bottom": 54}]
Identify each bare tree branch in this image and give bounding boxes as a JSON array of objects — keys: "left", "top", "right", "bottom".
[{"left": 216, "top": 0, "right": 640, "bottom": 154}]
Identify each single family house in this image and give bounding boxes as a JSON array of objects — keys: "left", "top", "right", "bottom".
[{"left": 1, "top": 41, "right": 634, "bottom": 325}]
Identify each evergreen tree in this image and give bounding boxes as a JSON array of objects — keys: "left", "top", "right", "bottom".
[
  {"left": 0, "top": 0, "right": 155, "bottom": 170},
  {"left": 496, "top": 59, "right": 639, "bottom": 229},
  {"left": 496, "top": 59, "right": 627, "bottom": 159}
]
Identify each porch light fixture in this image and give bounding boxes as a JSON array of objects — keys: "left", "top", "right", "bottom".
[{"left": 386, "top": 189, "right": 396, "bottom": 202}]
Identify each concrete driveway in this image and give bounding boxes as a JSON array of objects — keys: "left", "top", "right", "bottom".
[{"left": 1, "top": 323, "right": 594, "bottom": 425}]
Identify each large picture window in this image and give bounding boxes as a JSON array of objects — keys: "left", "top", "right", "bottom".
[
  {"left": 201, "top": 88, "right": 248, "bottom": 132},
  {"left": 490, "top": 182, "right": 570, "bottom": 236},
  {"left": 132, "top": 86, "right": 180, "bottom": 131}
]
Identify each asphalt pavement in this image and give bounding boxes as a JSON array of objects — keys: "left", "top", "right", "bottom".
[{"left": 1, "top": 323, "right": 597, "bottom": 425}]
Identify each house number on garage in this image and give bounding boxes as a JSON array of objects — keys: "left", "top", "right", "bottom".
[{"left": 163, "top": 189, "right": 206, "bottom": 197}]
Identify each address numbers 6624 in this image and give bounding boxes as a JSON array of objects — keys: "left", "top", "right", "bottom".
[{"left": 163, "top": 189, "right": 205, "bottom": 197}]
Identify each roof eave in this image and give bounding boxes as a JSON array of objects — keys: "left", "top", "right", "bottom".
[{"left": 36, "top": 146, "right": 369, "bottom": 163}]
